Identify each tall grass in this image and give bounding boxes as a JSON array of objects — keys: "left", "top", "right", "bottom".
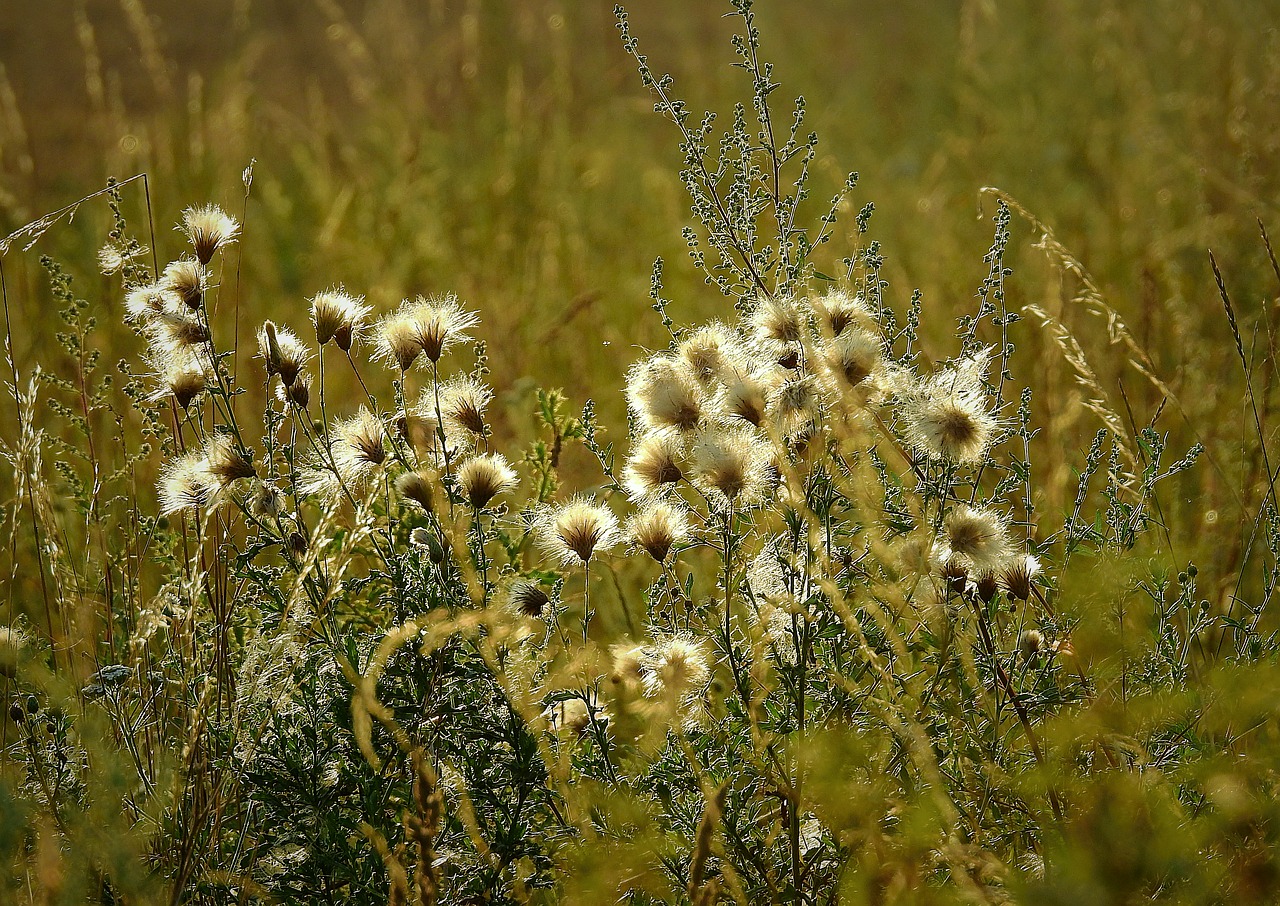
[{"left": 0, "top": 0, "right": 1278, "bottom": 903}]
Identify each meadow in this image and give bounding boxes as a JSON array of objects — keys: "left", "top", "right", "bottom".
[{"left": 0, "top": 0, "right": 1278, "bottom": 902}]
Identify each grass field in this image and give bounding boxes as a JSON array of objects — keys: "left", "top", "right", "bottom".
[{"left": 2, "top": 1, "right": 1279, "bottom": 902}]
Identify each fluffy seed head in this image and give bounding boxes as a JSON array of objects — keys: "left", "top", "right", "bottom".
[
  {"left": 941, "top": 506, "right": 1014, "bottom": 577},
  {"left": 124, "top": 282, "right": 171, "bottom": 322},
  {"left": 622, "top": 430, "right": 685, "bottom": 500},
  {"left": 677, "top": 322, "right": 742, "bottom": 385},
  {"left": 822, "top": 327, "right": 881, "bottom": 388},
  {"left": 691, "top": 423, "right": 773, "bottom": 506},
  {"left": 508, "top": 579, "right": 550, "bottom": 618},
  {"left": 333, "top": 408, "right": 387, "bottom": 473},
  {"left": 396, "top": 470, "right": 437, "bottom": 513},
  {"left": 146, "top": 308, "right": 209, "bottom": 354},
  {"left": 812, "top": 289, "right": 876, "bottom": 337},
  {"left": 456, "top": 453, "right": 517, "bottom": 509},
  {"left": 202, "top": 433, "right": 257, "bottom": 488},
  {"left": 248, "top": 481, "right": 284, "bottom": 519},
  {"left": 610, "top": 643, "right": 650, "bottom": 692},
  {"left": 147, "top": 346, "right": 212, "bottom": 410},
  {"left": 180, "top": 204, "right": 240, "bottom": 264},
  {"left": 276, "top": 373, "right": 311, "bottom": 409},
  {"left": 158, "top": 451, "right": 215, "bottom": 515},
  {"left": 162, "top": 258, "right": 206, "bottom": 309},
  {"left": 750, "top": 296, "right": 805, "bottom": 344},
  {"left": 1001, "top": 554, "right": 1041, "bottom": 601},
  {"left": 718, "top": 368, "right": 776, "bottom": 427},
  {"left": 626, "top": 355, "right": 706, "bottom": 433},
  {"left": 538, "top": 495, "right": 619, "bottom": 565},
  {"left": 256, "top": 321, "right": 311, "bottom": 387},
  {"left": 643, "top": 636, "right": 711, "bottom": 702},
  {"left": 310, "top": 288, "right": 369, "bottom": 351},
  {"left": 900, "top": 354, "right": 996, "bottom": 464},
  {"left": 544, "top": 696, "right": 602, "bottom": 736},
  {"left": 437, "top": 376, "right": 492, "bottom": 437},
  {"left": 0, "top": 624, "right": 27, "bottom": 678},
  {"left": 768, "top": 375, "right": 823, "bottom": 434},
  {"left": 375, "top": 294, "right": 479, "bottom": 369},
  {"left": 1018, "top": 629, "right": 1045, "bottom": 661},
  {"left": 626, "top": 501, "right": 690, "bottom": 562}
]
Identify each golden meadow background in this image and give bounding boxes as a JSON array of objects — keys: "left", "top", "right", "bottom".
[{"left": 0, "top": 0, "right": 1277, "bottom": 614}]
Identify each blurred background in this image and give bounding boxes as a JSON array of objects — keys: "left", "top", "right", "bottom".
[{"left": 0, "top": 0, "right": 1277, "bottom": 599}]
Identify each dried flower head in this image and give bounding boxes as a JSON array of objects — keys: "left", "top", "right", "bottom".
[
  {"left": 98, "top": 241, "right": 144, "bottom": 276},
  {"left": 677, "top": 322, "right": 742, "bottom": 385},
  {"left": 162, "top": 258, "right": 206, "bottom": 309},
  {"left": 610, "top": 643, "right": 650, "bottom": 692},
  {"left": 900, "top": 353, "right": 996, "bottom": 464},
  {"left": 332, "top": 408, "right": 387, "bottom": 476},
  {"left": 940, "top": 506, "right": 1013, "bottom": 577},
  {"left": 626, "top": 354, "right": 706, "bottom": 433},
  {"left": 180, "top": 204, "right": 240, "bottom": 264},
  {"left": 437, "top": 376, "right": 492, "bottom": 437},
  {"left": 256, "top": 321, "right": 311, "bottom": 387},
  {"left": 750, "top": 296, "right": 805, "bottom": 345},
  {"left": 768, "top": 375, "right": 823, "bottom": 434},
  {"left": 147, "top": 346, "right": 212, "bottom": 410},
  {"left": 626, "top": 500, "right": 690, "bottom": 562},
  {"left": 623, "top": 429, "right": 685, "bottom": 500},
  {"left": 690, "top": 423, "right": 773, "bottom": 506},
  {"left": 145, "top": 308, "right": 210, "bottom": 354},
  {"left": 158, "top": 451, "right": 215, "bottom": 515},
  {"left": 202, "top": 433, "right": 256, "bottom": 489},
  {"left": 248, "top": 481, "right": 284, "bottom": 519},
  {"left": 396, "top": 470, "right": 437, "bottom": 513},
  {"left": 812, "top": 289, "right": 875, "bottom": 337},
  {"left": 1018, "top": 629, "right": 1045, "bottom": 662},
  {"left": 544, "top": 695, "right": 604, "bottom": 736},
  {"left": 374, "top": 294, "right": 479, "bottom": 370},
  {"left": 642, "top": 636, "right": 711, "bottom": 703},
  {"left": 822, "top": 327, "right": 881, "bottom": 388},
  {"left": 456, "top": 453, "right": 517, "bottom": 509},
  {"left": 0, "top": 624, "right": 28, "bottom": 678},
  {"left": 718, "top": 368, "right": 776, "bottom": 427},
  {"left": 1001, "top": 554, "right": 1041, "bottom": 602},
  {"left": 310, "top": 288, "right": 370, "bottom": 351},
  {"left": 275, "top": 372, "right": 311, "bottom": 409},
  {"left": 538, "top": 495, "right": 619, "bottom": 565},
  {"left": 508, "top": 579, "right": 550, "bottom": 618},
  {"left": 124, "top": 282, "right": 171, "bottom": 322}
]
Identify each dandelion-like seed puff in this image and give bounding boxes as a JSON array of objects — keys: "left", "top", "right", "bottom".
[
  {"left": 537, "top": 495, "right": 619, "bottom": 566},
  {"left": 374, "top": 294, "right": 479, "bottom": 371},
  {"left": 310, "top": 288, "right": 370, "bottom": 351},
  {"left": 180, "top": 204, "right": 240, "bottom": 265}
]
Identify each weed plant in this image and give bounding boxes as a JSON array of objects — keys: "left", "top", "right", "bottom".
[{"left": 2, "top": 2, "right": 1280, "bottom": 904}]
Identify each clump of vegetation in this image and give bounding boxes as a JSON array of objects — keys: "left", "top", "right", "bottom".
[{"left": 1, "top": 2, "right": 1279, "bottom": 903}]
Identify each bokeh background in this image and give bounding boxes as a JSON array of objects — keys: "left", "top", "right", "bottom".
[{"left": 0, "top": 0, "right": 1277, "bottom": 601}]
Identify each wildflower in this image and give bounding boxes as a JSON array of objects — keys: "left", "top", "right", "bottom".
[
  {"left": 202, "top": 433, "right": 256, "bottom": 489},
  {"left": 627, "top": 354, "right": 706, "bottom": 433},
  {"left": 162, "top": 258, "right": 206, "bottom": 309},
  {"left": 309, "top": 288, "right": 370, "bottom": 351},
  {"left": 812, "top": 289, "right": 875, "bottom": 337},
  {"left": 507, "top": 579, "right": 550, "bottom": 618},
  {"left": 1001, "top": 554, "right": 1041, "bottom": 601},
  {"left": 690, "top": 423, "right": 773, "bottom": 506},
  {"left": 396, "top": 470, "right": 437, "bottom": 513},
  {"left": 436, "top": 376, "right": 492, "bottom": 437},
  {"left": 642, "top": 635, "right": 710, "bottom": 703},
  {"left": 157, "top": 450, "right": 215, "bottom": 515},
  {"left": 821, "top": 327, "right": 881, "bottom": 388},
  {"left": 456, "top": 453, "right": 517, "bottom": 508},
  {"left": 180, "top": 204, "right": 240, "bottom": 264},
  {"left": 622, "top": 429, "right": 684, "bottom": 499},
  {"left": 374, "top": 294, "right": 479, "bottom": 370},
  {"left": 256, "top": 321, "right": 311, "bottom": 387},
  {"left": 677, "top": 322, "right": 742, "bottom": 385},
  {"left": 626, "top": 500, "right": 690, "bottom": 562},
  {"left": 538, "top": 495, "right": 619, "bottom": 565},
  {"left": 749, "top": 296, "right": 805, "bottom": 345},
  {"left": 940, "top": 506, "right": 1013, "bottom": 577},
  {"left": 899, "top": 353, "right": 996, "bottom": 464}
]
